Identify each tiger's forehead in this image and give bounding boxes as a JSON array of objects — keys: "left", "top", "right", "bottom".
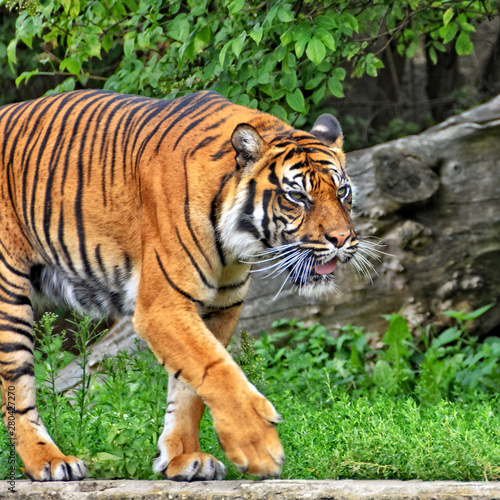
[{"left": 274, "top": 140, "right": 347, "bottom": 190}]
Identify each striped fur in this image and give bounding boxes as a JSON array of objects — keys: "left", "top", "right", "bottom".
[{"left": 0, "top": 90, "right": 357, "bottom": 481}]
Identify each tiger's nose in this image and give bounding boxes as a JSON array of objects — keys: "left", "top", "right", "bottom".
[{"left": 325, "top": 232, "right": 349, "bottom": 248}]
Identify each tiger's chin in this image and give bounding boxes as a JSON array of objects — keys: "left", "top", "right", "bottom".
[{"left": 293, "top": 273, "right": 338, "bottom": 298}]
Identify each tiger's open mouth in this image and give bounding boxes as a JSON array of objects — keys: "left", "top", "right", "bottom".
[
  {"left": 314, "top": 257, "right": 337, "bottom": 276},
  {"left": 289, "top": 256, "right": 338, "bottom": 290}
]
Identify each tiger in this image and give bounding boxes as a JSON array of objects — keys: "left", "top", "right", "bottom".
[{"left": 0, "top": 89, "right": 358, "bottom": 481}]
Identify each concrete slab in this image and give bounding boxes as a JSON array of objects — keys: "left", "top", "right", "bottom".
[{"left": 1, "top": 479, "right": 499, "bottom": 500}]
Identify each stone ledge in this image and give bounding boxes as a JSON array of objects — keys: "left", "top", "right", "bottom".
[{"left": 1, "top": 479, "right": 500, "bottom": 500}]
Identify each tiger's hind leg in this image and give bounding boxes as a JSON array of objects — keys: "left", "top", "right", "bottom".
[
  {"left": 0, "top": 256, "right": 88, "bottom": 481},
  {"left": 153, "top": 375, "right": 227, "bottom": 481}
]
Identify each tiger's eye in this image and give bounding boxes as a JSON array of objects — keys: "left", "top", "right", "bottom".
[
  {"left": 337, "top": 186, "right": 348, "bottom": 197},
  {"left": 289, "top": 191, "right": 304, "bottom": 200}
]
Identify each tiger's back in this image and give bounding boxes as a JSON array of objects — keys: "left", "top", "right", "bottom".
[
  {"left": 0, "top": 89, "right": 357, "bottom": 481},
  {"left": 0, "top": 90, "right": 275, "bottom": 315}
]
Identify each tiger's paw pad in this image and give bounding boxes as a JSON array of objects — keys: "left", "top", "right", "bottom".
[
  {"left": 26, "top": 456, "right": 88, "bottom": 481},
  {"left": 163, "top": 452, "right": 227, "bottom": 481}
]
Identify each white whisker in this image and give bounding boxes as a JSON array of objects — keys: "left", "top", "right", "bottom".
[
  {"left": 263, "top": 250, "right": 303, "bottom": 279},
  {"left": 239, "top": 242, "right": 301, "bottom": 260},
  {"left": 240, "top": 247, "right": 301, "bottom": 265}
]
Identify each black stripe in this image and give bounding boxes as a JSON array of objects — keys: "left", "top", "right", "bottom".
[
  {"left": 155, "top": 251, "right": 203, "bottom": 306},
  {"left": 175, "top": 229, "right": 216, "bottom": 290},
  {"left": 0, "top": 251, "right": 30, "bottom": 280},
  {"left": 57, "top": 206, "right": 77, "bottom": 274},
  {"left": 201, "top": 301, "right": 244, "bottom": 320},
  {"left": 0, "top": 342, "right": 33, "bottom": 354},
  {"left": 210, "top": 145, "right": 231, "bottom": 162},
  {"left": 183, "top": 153, "right": 213, "bottom": 269},
  {"left": 189, "top": 135, "right": 220, "bottom": 157},
  {"left": 0, "top": 325, "right": 34, "bottom": 343},
  {"left": 237, "top": 179, "right": 261, "bottom": 240},
  {"left": 3, "top": 363, "right": 35, "bottom": 381},
  {"left": 0, "top": 280, "right": 31, "bottom": 306},
  {"left": 5, "top": 405, "right": 36, "bottom": 415},
  {"left": 43, "top": 93, "right": 104, "bottom": 267},
  {"left": 153, "top": 92, "right": 226, "bottom": 154},
  {"left": 218, "top": 273, "right": 250, "bottom": 291},
  {"left": 261, "top": 189, "right": 273, "bottom": 243},
  {"left": 173, "top": 101, "right": 230, "bottom": 151},
  {"left": 210, "top": 173, "right": 235, "bottom": 267}
]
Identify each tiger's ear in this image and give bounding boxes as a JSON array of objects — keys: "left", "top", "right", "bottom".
[
  {"left": 231, "top": 123, "right": 269, "bottom": 169},
  {"left": 310, "top": 114, "right": 343, "bottom": 149}
]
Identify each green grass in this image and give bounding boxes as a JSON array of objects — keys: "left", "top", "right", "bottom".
[{"left": 1, "top": 306, "right": 499, "bottom": 481}]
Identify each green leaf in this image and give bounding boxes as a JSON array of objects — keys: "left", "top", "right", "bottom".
[
  {"left": 123, "top": 38, "right": 134, "bottom": 58},
  {"left": 257, "top": 71, "right": 270, "bottom": 84},
  {"left": 305, "top": 37, "right": 326, "bottom": 66},
  {"left": 286, "top": 88, "right": 306, "bottom": 113},
  {"left": 15, "top": 69, "right": 39, "bottom": 87},
  {"left": 219, "top": 40, "right": 232, "bottom": 68},
  {"left": 315, "top": 15, "right": 337, "bottom": 31},
  {"left": 328, "top": 76, "right": 344, "bottom": 98},
  {"left": 269, "top": 104, "right": 288, "bottom": 121},
  {"left": 428, "top": 46, "right": 437, "bottom": 64},
  {"left": 102, "top": 34, "right": 114, "bottom": 53},
  {"left": 311, "top": 82, "right": 326, "bottom": 105},
  {"left": 60, "top": 57, "right": 81, "bottom": 75},
  {"left": 167, "top": 14, "right": 190, "bottom": 43},
  {"left": 87, "top": 34, "right": 101, "bottom": 58},
  {"left": 280, "top": 28, "right": 293, "bottom": 46},
  {"left": 373, "top": 360, "right": 397, "bottom": 395},
  {"left": 232, "top": 31, "right": 246, "bottom": 58},
  {"left": 304, "top": 75, "right": 323, "bottom": 90},
  {"left": 455, "top": 31, "right": 473, "bottom": 55},
  {"left": 314, "top": 28, "right": 336, "bottom": 51},
  {"left": 462, "top": 304, "right": 494, "bottom": 321},
  {"left": 443, "top": 7, "right": 454, "bottom": 26},
  {"left": 292, "top": 22, "right": 311, "bottom": 58},
  {"left": 440, "top": 22, "right": 458, "bottom": 44},
  {"left": 341, "top": 12, "right": 359, "bottom": 33},
  {"left": 432, "top": 327, "right": 462, "bottom": 349},
  {"left": 278, "top": 5, "right": 294, "bottom": 23},
  {"left": 382, "top": 315, "right": 411, "bottom": 364},
  {"left": 7, "top": 39, "right": 18, "bottom": 69},
  {"left": 281, "top": 71, "right": 297, "bottom": 92},
  {"left": 331, "top": 67, "right": 346, "bottom": 81},
  {"left": 250, "top": 26, "right": 263, "bottom": 45},
  {"left": 228, "top": 0, "right": 244, "bottom": 15}
]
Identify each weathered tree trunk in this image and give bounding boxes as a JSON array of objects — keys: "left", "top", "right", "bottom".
[
  {"left": 239, "top": 95, "right": 500, "bottom": 337},
  {"left": 55, "top": 96, "right": 500, "bottom": 392}
]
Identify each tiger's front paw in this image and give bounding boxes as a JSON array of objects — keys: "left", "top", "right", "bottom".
[
  {"left": 212, "top": 387, "right": 285, "bottom": 479},
  {"left": 155, "top": 452, "right": 227, "bottom": 481},
  {"left": 24, "top": 455, "right": 88, "bottom": 481}
]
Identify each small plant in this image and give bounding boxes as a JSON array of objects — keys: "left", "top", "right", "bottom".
[
  {"left": 68, "top": 314, "right": 107, "bottom": 448},
  {"left": 231, "top": 330, "right": 267, "bottom": 393},
  {"left": 33, "top": 313, "right": 74, "bottom": 445}
]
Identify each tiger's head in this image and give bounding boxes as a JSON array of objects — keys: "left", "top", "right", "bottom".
[{"left": 219, "top": 114, "right": 358, "bottom": 298}]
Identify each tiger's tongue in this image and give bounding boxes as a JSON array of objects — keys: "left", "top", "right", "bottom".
[{"left": 315, "top": 258, "right": 337, "bottom": 275}]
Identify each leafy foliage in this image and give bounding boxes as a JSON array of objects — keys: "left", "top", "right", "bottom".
[
  {"left": 1, "top": 0, "right": 497, "bottom": 123},
  {"left": 254, "top": 304, "right": 499, "bottom": 404}
]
